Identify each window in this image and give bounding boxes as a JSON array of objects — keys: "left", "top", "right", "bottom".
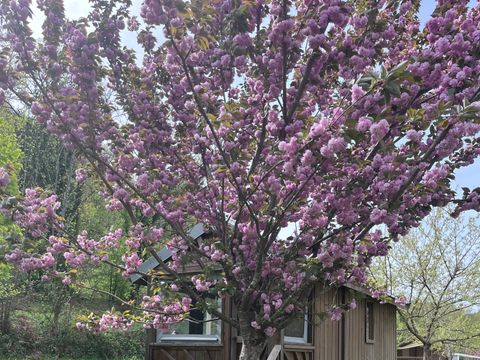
[
  {"left": 284, "top": 309, "right": 310, "bottom": 344},
  {"left": 156, "top": 298, "right": 222, "bottom": 342},
  {"left": 365, "top": 301, "right": 375, "bottom": 343}
]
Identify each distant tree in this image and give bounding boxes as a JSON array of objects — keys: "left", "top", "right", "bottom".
[
  {"left": 372, "top": 207, "right": 480, "bottom": 360},
  {"left": 16, "top": 118, "right": 82, "bottom": 234},
  {"left": 0, "top": 111, "right": 22, "bottom": 250},
  {"left": 76, "top": 178, "right": 133, "bottom": 302},
  {"left": 0, "top": 111, "right": 22, "bottom": 237},
  {"left": 0, "top": 111, "right": 23, "bottom": 334}
]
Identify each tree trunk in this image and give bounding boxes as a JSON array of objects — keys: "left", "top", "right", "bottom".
[
  {"left": 0, "top": 299, "right": 11, "bottom": 334},
  {"left": 239, "top": 340, "right": 266, "bottom": 360},
  {"left": 423, "top": 343, "right": 433, "bottom": 360},
  {"left": 238, "top": 311, "right": 267, "bottom": 360}
]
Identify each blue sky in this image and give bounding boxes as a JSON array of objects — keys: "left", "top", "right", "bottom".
[
  {"left": 28, "top": 0, "right": 480, "bottom": 192},
  {"left": 417, "top": 0, "right": 479, "bottom": 191},
  {"left": 419, "top": 0, "right": 477, "bottom": 26}
]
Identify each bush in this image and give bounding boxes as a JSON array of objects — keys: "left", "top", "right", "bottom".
[{"left": 0, "top": 306, "right": 144, "bottom": 359}]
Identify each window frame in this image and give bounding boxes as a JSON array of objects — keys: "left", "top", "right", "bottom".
[
  {"left": 156, "top": 298, "right": 222, "bottom": 343},
  {"left": 365, "top": 301, "right": 375, "bottom": 344},
  {"left": 284, "top": 310, "right": 310, "bottom": 344}
]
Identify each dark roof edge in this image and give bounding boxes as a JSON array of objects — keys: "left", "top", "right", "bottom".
[{"left": 129, "top": 223, "right": 206, "bottom": 285}]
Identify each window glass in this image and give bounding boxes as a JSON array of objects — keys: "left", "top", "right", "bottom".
[
  {"left": 157, "top": 297, "right": 222, "bottom": 342},
  {"left": 284, "top": 311, "right": 309, "bottom": 343},
  {"left": 366, "top": 302, "right": 375, "bottom": 342}
]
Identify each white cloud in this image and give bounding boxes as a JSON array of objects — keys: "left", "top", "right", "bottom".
[
  {"left": 30, "top": 0, "right": 91, "bottom": 39},
  {"left": 29, "top": 0, "right": 147, "bottom": 63},
  {"left": 64, "top": 0, "right": 91, "bottom": 19}
]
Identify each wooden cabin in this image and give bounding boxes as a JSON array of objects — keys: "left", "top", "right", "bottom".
[{"left": 131, "top": 224, "right": 397, "bottom": 360}]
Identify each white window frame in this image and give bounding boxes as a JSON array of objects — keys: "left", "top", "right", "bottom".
[
  {"left": 284, "top": 310, "right": 309, "bottom": 344},
  {"left": 156, "top": 298, "right": 222, "bottom": 343}
]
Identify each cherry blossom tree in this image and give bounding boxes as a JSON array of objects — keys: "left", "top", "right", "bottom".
[{"left": 1, "top": 0, "right": 480, "bottom": 358}]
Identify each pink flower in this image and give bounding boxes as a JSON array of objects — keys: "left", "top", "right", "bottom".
[
  {"left": 351, "top": 84, "right": 365, "bottom": 102},
  {"left": 370, "top": 208, "right": 387, "bottom": 224},
  {"left": 310, "top": 119, "right": 327, "bottom": 138},
  {"left": 356, "top": 117, "right": 372, "bottom": 132},
  {"left": 394, "top": 295, "right": 407, "bottom": 307},
  {"left": 264, "top": 327, "right": 276, "bottom": 337},
  {"left": 41, "top": 253, "right": 55, "bottom": 267},
  {"left": 406, "top": 130, "right": 422, "bottom": 143},
  {"left": 370, "top": 119, "right": 390, "bottom": 143},
  {"left": 251, "top": 321, "right": 261, "bottom": 330},
  {"left": 329, "top": 307, "right": 343, "bottom": 321}
]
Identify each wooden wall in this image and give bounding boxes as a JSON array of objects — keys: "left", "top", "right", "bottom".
[
  {"left": 148, "top": 286, "right": 397, "bottom": 360},
  {"left": 313, "top": 285, "right": 397, "bottom": 360},
  {"left": 314, "top": 286, "right": 341, "bottom": 360},
  {"left": 344, "top": 291, "right": 397, "bottom": 360},
  {"left": 150, "top": 344, "right": 224, "bottom": 360}
]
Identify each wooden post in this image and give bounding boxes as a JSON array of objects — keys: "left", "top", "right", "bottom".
[
  {"left": 145, "top": 281, "right": 156, "bottom": 360},
  {"left": 280, "top": 328, "right": 285, "bottom": 360}
]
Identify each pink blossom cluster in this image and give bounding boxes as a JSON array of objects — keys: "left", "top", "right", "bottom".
[
  {"left": 328, "top": 299, "right": 358, "bottom": 321},
  {"left": 142, "top": 294, "right": 191, "bottom": 314},
  {"left": 11, "top": 188, "right": 62, "bottom": 238},
  {"left": 5, "top": 249, "right": 55, "bottom": 272},
  {"left": 166, "top": 235, "right": 188, "bottom": 272},
  {"left": 199, "top": 242, "right": 227, "bottom": 262},
  {"left": 142, "top": 295, "right": 192, "bottom": 332},
  {"left": 118, "top": 225, "right": 162, "bottom": 277},
  {"left": 191, "top": 275, "right": 215, "bottom": 292},
  {"left": 121, "top": 252, "right": 142, "bottom": 278},
  {"left": 76, "top": 313, "right": 134, "bottom": 333}
]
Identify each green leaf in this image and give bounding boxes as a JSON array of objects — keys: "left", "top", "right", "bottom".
[
  {"left": 388, "top": 61, "right": 409, "bottom": 81},
  {"left": 385, "top": 81, "right": 401, "bottom": 97},
  {"left": 197, "top": 36, "right": 209, "bottom": 50}
]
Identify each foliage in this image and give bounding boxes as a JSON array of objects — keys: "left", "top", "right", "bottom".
[
  {"left": 0, "top": 111, "right": 22, "bottom": 243},
  {"left": 0, "top": 112, "right": 23, "bottom": 303},
  {"left": 0, "top": 298, "right": 144, "bottom": 359},
  {"left": 0, "top": 112, "right": 21, "bottom": 188},
  {"left": 76, "top": 180, "right": 133, "bottom": 302},
  {"left": 1, "top": 0, "right": 480, "bottom": 358},
  {"left": 15, "top": 117, "right": 82, "bottom": 235},
  {"left": 372, "top": 207, "right": 480, "bottom": 356}
]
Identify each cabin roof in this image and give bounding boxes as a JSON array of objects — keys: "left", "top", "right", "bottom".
[
  {"left": 397, "top": 342, "right": 423, "bottom": 350},
  {"left": 129, "top": 223, "right": 206, "bottom": 285},
  {"left": 342, "top": 283, "right": 403, "bottom": 307}
]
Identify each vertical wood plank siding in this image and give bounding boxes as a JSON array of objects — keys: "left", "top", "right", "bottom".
[
  {"left": 344, "top": 291, "right": 397, "bottom": 360},
  {"left": 314, "top": 286, "right": 340, "bottom": 360},
  {"left": 149, "top": 286, "right": 397, "bottom": 360},
  {"left": 151, "top": 345, "right": 224, "bottom": 360},
  {"left": 313, "top": 286, "right": 397, "bottom": 360}
]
